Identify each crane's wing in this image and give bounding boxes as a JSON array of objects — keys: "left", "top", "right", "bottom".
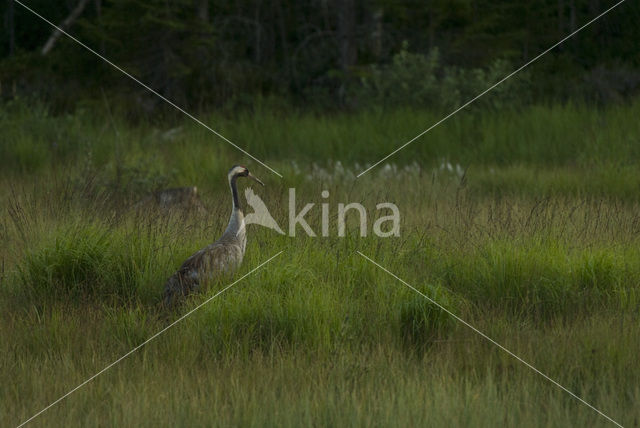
[{"left": 162, "top": 243, "right": 237, "bottom": 307}]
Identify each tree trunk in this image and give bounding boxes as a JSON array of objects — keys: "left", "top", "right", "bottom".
[
  {"left": 8, "top": 0, "right": 15, "bottom": 56},
  {"left": 569, "top": 0, "right": 577, "bottom": 33},
  {"left": 95, "top": 0, "right": 104, "bottom": 54},
  {"left": 41, "top": 0, "right": 91, "bottom": 55},
  {"left": 275, "top": 0, "right": 290, "bottom": 79},
  {"left": 337, "top": 0, "right": 357, "bottom": 72},
  {"left": 196, "top": 0, "right": 208, "bottom": 23},
  {"left": 254, "top": 0, "right": 261, "bottom": 63},
  {"left": 557, "top": 0, "right": 564, "bottom": 35},
  {"left": 372, "top": 8, "right": 383, "bottom": 59},
  {"left": 428, "top": 3, "right": 435, "bottom": 50}
]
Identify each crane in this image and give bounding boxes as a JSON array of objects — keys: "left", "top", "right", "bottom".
[{"left": 162, "top": 165, "right": 264, "bottom": 307}]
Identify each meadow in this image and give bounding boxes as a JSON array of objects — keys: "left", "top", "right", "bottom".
[{"left": 1, "top": 98, "right": 640, "bottom": 427}]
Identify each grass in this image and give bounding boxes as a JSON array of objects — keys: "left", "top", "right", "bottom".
[{"left": 1, "top": 99, "right": 640, "bottom": 426}]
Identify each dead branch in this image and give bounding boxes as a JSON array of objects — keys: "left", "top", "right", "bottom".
[{"left": 41, "top": 0, "right": 91, "bottom": 55}]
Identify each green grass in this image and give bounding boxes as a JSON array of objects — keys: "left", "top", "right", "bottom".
[
  {"left": 2, "top": 97, "right": 640, "bottom": 178},
  {"left": 1, "top": 100, "right": 640, "bottom": 426}
]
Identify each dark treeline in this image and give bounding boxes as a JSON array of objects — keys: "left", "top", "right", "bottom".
[{"left": 1, "top": 0, "right": 639, "bottom": 113}]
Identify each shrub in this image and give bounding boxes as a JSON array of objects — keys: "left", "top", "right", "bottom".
[{"left": 355, "top": 42, "right": 530, "bottom": 110}]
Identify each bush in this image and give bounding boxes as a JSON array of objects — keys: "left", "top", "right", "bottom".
[
  {"left": 583, "top": 66, "right": 640, "bottom": 104},
  {"left": 355, "top": 42, "right": 530, "bottom": 111}
]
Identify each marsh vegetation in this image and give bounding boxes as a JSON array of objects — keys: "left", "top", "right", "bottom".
[{"left": 1, "top": 100, "right": 639, "bottom": 426}]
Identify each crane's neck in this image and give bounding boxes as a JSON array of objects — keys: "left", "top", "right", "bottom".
[
  {"left": 222, "top": 206, "right": 245, "bottom": 241},
  {"left": 222, "top": 174, "right": 246, "bottom": 244},
  {"left": 230, "top": 175, "right": 241, "bottom": 210}
]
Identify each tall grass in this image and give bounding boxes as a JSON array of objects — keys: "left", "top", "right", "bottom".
[
  {"left": 1, "top": 101, "right": 640, "bottom": 426},
  {"left": 2, "top": 98, "right": 640, "bottom": 178}
]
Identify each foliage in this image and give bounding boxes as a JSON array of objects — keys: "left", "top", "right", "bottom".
[
  {"left": 1, "top": 0, "right": 639, "bottom": 110},
  {"left": 356, "top": 43, "right": 530, "bottom": 110}
]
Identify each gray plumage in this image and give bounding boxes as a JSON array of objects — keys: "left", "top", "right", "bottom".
[{"left": 162, "top": 165, "right": 264, "bottom": 307}]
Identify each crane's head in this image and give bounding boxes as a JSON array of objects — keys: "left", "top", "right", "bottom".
[{"left": 228, "top": 165, "right": 264, "bottom": 186}]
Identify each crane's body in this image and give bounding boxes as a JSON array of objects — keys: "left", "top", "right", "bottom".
[{"left": 162, "top": 165, "right": 263, "bottom": 307}]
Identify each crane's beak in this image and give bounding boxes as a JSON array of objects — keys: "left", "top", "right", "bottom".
[{"left": 247, "top": 172, "right": 264, "bottom": 186}]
